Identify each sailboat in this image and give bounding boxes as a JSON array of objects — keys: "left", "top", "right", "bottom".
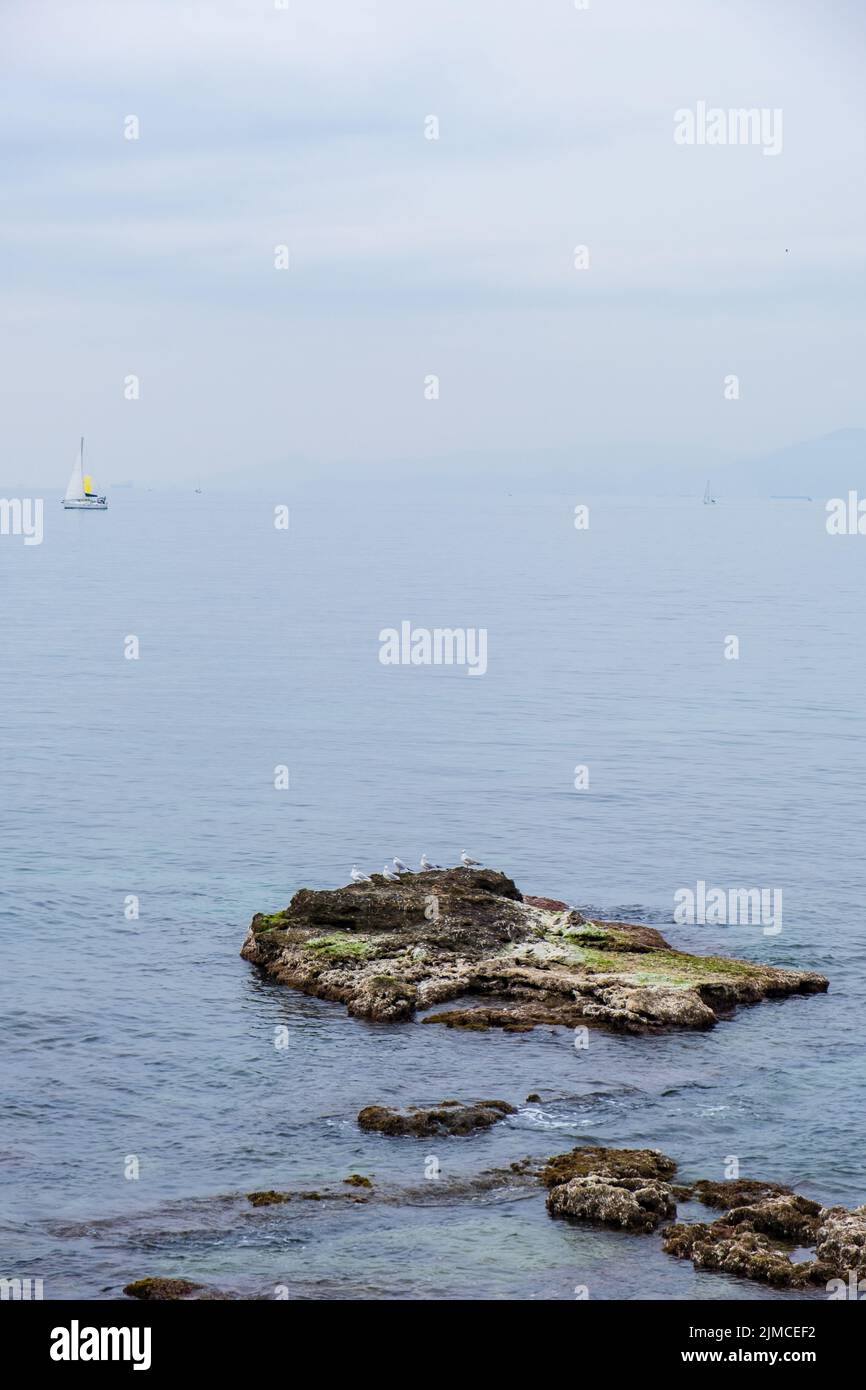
[
  {"left": 62, "top": 438, "right": 107, "bottom": 510},
  {"left": 703, "top": 480, "right": 717, "bottom": 505}
]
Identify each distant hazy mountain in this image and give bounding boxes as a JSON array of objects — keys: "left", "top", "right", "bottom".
[
  {"left": 719, "top": 429, "right": 866, "bottom": 499},
  {"left": 12, "top": 429, "right": 862, "bottom": 499}
]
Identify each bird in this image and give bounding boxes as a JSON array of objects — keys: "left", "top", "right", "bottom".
[
  {"left": 461, "top": 851, "right": 482, "bottom": 868},
  {"left": 393, "top": 857, "right": 412, "bottom": 875},
  {"left": 351, "top": 865, "right": 372, "bottom": 883},
  {"left": 382, "top": 863, "right": 400, "bottom": 882},
  {"left": 420, "top": 853, "right": 441, "bottom": 871}
]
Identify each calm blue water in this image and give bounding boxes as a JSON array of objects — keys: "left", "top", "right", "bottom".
[{"left": 2, "top": 488, "right": 863, "bottom": 1299}]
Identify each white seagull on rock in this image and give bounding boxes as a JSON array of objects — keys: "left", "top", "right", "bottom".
[
  {"left": 393, "top": 857, "right": 412, "bottom": 875},
  {"left": 460, "top": 851, "right": 482, "bottom": 868},
  {"left": 351, "top": 865, "right": 372, "bottom": 883},
  {"left": 382, "top": 863, "right": 400, "bottom": 882},
  {"left": 420, "top": 854, "right": 441, "bottom": 871}
]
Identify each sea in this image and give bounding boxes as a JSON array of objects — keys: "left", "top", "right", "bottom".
[{"left": 1, "top": 486, "right": 863, "bottom": 1299}]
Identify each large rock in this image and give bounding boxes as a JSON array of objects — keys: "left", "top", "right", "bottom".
[{"left": 241, "top": 868, "right": 828, "bottom": 1035}]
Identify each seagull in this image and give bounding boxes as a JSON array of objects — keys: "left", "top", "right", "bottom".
[
  {"left": 393, "top": 857, "right": 412, "bottom": 875},
  {"left": 351, "top": 865, "right": 372, "bottom": 883},
  {"left": 382, "top": 863, "right": 400, "bottom": 882},
  {"left": 420, "top": 853, "right": 441, "bottom": 871},
  {"left": 461, "top": 851, "right": 482, "bottom": 868}
]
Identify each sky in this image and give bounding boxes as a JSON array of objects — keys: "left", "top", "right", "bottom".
[{"left": 2, "top": 0, "right": 864, "bottom": 490}]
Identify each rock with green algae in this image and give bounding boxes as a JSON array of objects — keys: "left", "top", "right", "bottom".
[
  {"left": 357, "top": 1099, "right": 516, "bottom": 1137},
  {"left": 690, "top": 1177, "right": 795, "bottom": 1209},
  {"left": 540, "top": 1145, "right": 678, "bottom": 1188},
  {"left": 241, "top": 867, "right": 827, "bottom": 1035},
  {"left": 246, "top": 1187, "right": 368, "bottom": 1206},
  {"left": 247, "top": 1189, "right": 292, "bottom": 1207}
]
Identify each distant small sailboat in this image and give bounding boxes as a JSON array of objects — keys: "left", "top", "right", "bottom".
[
  {"left": 62, "top": 438, "right": 107, "bottom": 510},
  {"left": 703, "top": 480, "right": 717, "bottom": 505}
]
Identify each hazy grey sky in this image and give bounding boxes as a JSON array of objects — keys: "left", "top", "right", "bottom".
[{"left": 2, "top": 0, "right": 864, "bottom": 488}]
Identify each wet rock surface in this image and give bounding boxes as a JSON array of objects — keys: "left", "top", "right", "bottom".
[
  {"left": 547, "top": 1175, "right": 677, "bottom": 1232},
  {"left": 662, "top": 1222, "right": 817, "bottom": 1288},
  {"left": 535, "top": 1146, "right": 866, "bottom": 1291},
  {"left": 690, "top": 1178, "right": 796, "bottom": 1210},
  {"left": 720, "top": 1193, "right": 822, "bottom": 1241},
  {"left": 357, "top": 1098, "right": 516, "bottom": 1136},
  {"left": 541, "top": 1146, "right": 678, "bottom": 1232},
  {"left": 663, "top": 1190, "right": 863, "bottom": 1289},
  {"left": 540, "top": 1145, "right": 678, "bottom": 1188},
  {"left": 123, "top": 1277, "right": 228, "bottom": 1301},
  {"left": 241, "top": 868, "right": 827, "bottom": 1035},
  {"left": 814, "top": 1205, "right": 866, "bottom": 1280},
  {"left": 246, "top": 1187, "right": 369, "bottom": 1206}
]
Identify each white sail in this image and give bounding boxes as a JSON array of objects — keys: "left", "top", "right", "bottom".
[{"left": 65, "top": 441, "right": 85, "bottom": 501}]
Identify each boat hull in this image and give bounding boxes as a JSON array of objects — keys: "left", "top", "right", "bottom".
[{"left": 62, "top": 498, "right": 108, "bottom": 510}]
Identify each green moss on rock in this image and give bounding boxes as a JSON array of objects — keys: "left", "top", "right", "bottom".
[{"left": 305, "top": 933, "right": 371, "bottom": 959}]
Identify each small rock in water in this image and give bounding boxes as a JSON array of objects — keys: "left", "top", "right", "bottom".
[
  {"left": 357, "top": 1099, "right": 516, "bottom": 1137},
  {"left": 123, "top": 1277, "right": 217, "bottom": 1301}
]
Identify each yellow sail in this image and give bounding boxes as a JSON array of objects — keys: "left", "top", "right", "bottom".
[{"left": 83, "top": 473, "right": 93, "bottom": 493}]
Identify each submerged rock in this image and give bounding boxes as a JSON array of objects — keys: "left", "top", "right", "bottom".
[
  {"left": 241, "top": 868, "right": 827, "bottom": 1036},
  {"left": 690, "top": 1177, "right": 795, "bottom": 1210},
  {"left": 357, "top": 1099, "right": 516, "bottom": 1137},
  {"left": 422, "top": 1008, "right": 537, "bottom": 1032},
  {"left": 246, "top": 1186, "right": 368, "bottom": 1206}
]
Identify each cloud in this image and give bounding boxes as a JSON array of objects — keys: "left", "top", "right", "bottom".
[{"left": 2, "top": 0, "right": 864, "bottom": 486}]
